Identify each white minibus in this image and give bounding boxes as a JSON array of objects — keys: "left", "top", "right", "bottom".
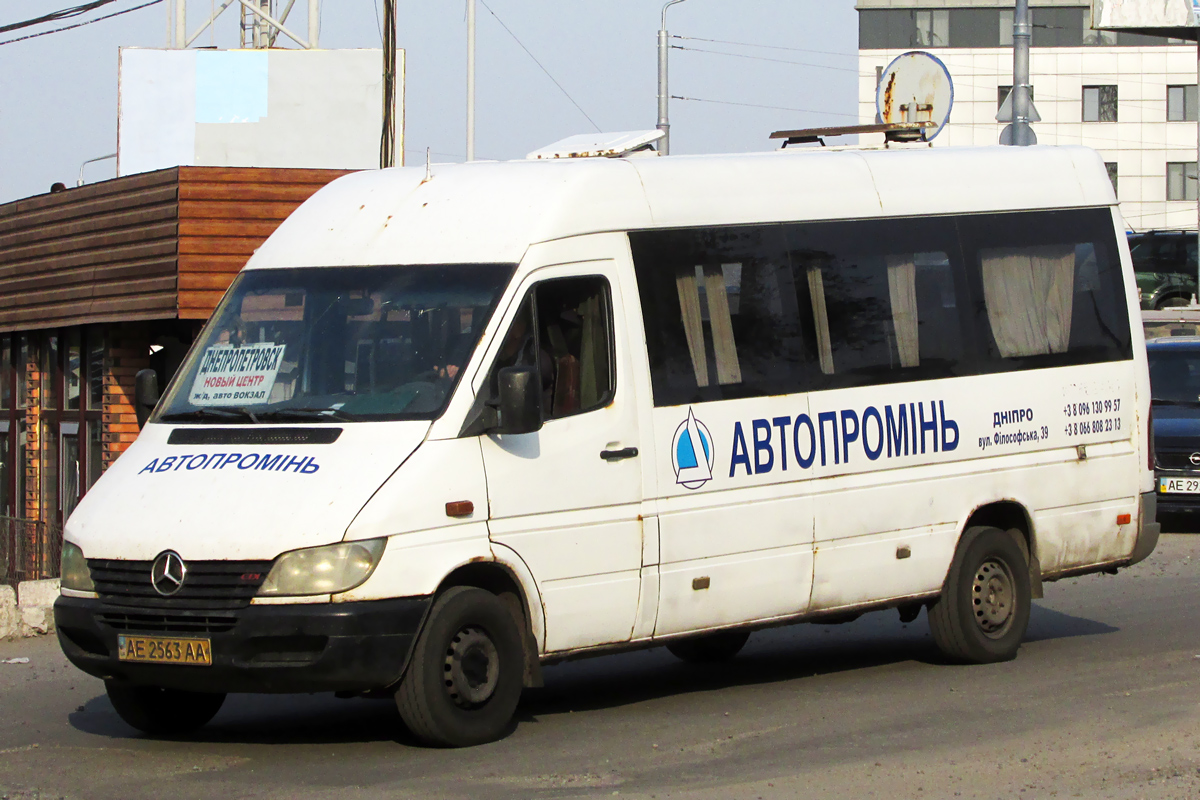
[{"left": 55, "top": 143, "right": 1159, "bottom": 746}]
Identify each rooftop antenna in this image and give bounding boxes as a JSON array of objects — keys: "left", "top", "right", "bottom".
[{"left": 425, "top": 147, "right": 431, "bottom": 180}]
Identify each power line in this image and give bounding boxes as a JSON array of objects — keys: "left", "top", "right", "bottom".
[
  {"left": 477, "top": 0, "right": 601, "bottom": 133},
  {"left": 0, "top": 0, "right": 121, "bottom": 35},
  {"left": 672, "top": 94, "right": 859, "bottom": 118},
  {"left": 672, "top": 44, "right": 861, "bottom": 74},
  {"left": 672, "top": 34, "right": 858, "bottom": 61},
  {"left": 0, "top": 0, "right": 162, "bottom": 46}
]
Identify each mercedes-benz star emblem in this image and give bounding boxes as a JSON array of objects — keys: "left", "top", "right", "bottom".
[
  {"left": 1190, "top": 453, "right": 1200, "bottom": 467},
  {"left": 151, "top": 551, "right": 187, "bottom": 597}
]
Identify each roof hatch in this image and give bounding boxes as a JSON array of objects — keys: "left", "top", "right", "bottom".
[{"left": 526, "top": 130, "right": 665, "bottom": 160}]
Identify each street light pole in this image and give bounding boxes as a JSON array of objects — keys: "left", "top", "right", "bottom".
[
  {"left": 657, "top": 0, "right": 689, "bottom": 156},
  {"left": 1012, "top": 0, "right": 1033, "bottom": 146},
  {"left": 467, "top": 0, "right": 476, "bottom": 162}
]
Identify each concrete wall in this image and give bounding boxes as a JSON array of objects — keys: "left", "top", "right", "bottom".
[{"left": 0, "top": 579, "right": 58, "bottom": 638}]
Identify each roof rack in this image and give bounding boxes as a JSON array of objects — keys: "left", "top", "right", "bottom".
[{"left": 770, "top": 121, "right": 938, "bottom": 148}]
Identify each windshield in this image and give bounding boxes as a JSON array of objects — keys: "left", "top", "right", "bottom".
[
  {"left": 1129, "top": 236, "right": 1196, "bottom": 277},
  {"left": 1149, "top": 349, "right": 1200, "bottom": 405},
  {"left": 156, "top": 264, "right": 515, "bottom": 423}
]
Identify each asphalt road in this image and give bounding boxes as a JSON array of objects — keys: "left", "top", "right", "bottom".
[{"left": 4, "top": 530, "right": 1200, "bottom": 800}]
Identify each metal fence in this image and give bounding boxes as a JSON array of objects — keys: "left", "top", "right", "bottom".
[{"left": 0, "top": 516, "right": 62, "bottom": 588}]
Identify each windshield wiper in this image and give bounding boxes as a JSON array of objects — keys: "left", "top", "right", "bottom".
[
  {"left": 253, "top": 407, "right": 361, "bottom": 423},
  {"left": 1151, "top": 398, "right": 1200, "bottom": 406},
  {"left": 159, "top": 407, "right": 260, "bottom": 423}
]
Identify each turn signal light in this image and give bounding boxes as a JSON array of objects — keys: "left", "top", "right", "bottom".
[{"left": 1117, "top": 513, "right": 1131, "bottom": 525}]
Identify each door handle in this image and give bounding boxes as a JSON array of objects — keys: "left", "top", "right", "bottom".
[{"left": 600, "top": 446, "right": 639, "bottom": 461}]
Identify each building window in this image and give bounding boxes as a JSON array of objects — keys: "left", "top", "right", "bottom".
[
  {"left": 1168, "top": 85, "right": 1198, "bottom": 122},
  {"left": 947, "top": 9, "right": 997, "bottom": 48},
  {"left": 1084, "top": 17, "right": 1117, "bottom": 46},
  {"left": 1105, "top": 163, "right": 1118, "bottom": 196},
  {"left": 861, "top": 8, "right": 1190, "bottom": 50},
  {"left": 1167, "top": 162, "right": 1198, "bottom": 202},
  {"left": 1032, "top": 8, "right": 1085, "bottom": 47},
  {"left": 914, "top": 9, "right": 949, "bottom": 47},
  {"left": 998, "top": 85, "right": 1034, "bottom": 110},
  {"left": 1083, "top": 86, "right": 1118, "bottom": 122}
]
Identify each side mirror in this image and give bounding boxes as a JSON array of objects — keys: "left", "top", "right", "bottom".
[
  {"left": 134, "top": 368, "right": 160, "bottom": 429},
  {"left": 496, "top": 366, "right": 542, "bottom": 434}
]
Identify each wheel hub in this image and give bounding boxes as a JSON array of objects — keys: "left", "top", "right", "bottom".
[
  {"left": 972, "top": 558, "right": 1015, "bottom": 637},
  {"left": 443, "top": 626, "right": 500, "bottom": 708}
]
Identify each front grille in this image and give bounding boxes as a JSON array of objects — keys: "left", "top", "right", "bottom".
[
  {"left": 88, "top": 559, "right": 272, "bottom": 610},
  {"left": 97, "top": 610, "right": 238, "bottom": 634},
  {"left": 1156, "top": 449, "right": 1200, "bottom": 471}
]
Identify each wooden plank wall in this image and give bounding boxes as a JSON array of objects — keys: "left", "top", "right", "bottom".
[
  {"left": 0, "top": 169, "right": 180, "bottom": 333},
  {"left": 177, "top": 167, "right": 352, "bottom": 319}
]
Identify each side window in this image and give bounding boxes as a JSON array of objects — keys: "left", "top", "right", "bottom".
[
  {"left": 630, "top": 225, "right": 819, "bottom": 406},
  {"left": 789, "top": 216, "right": 968, "bottom": 387},
  {"left": 485, "top": 276, "right": 614, "bottom": 421},
  {"left": 959, "top": 209, "right": 1132, "bottom": 369},
  {"left": 631, "top": 209, "right": 1130, "bottom": 409}
]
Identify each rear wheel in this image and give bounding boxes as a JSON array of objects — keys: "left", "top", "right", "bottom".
[
  {"left": 395, "top": 586, "right": 524, "bottom": 747},
  {"left": 1156, "top": 295, "right": 1191, "bottom": 309},
  {"left": 667, "top": 630, "right": 750, "bottom": 663},
  {"left": 928, "top": 526, "right": 1031, "bottom": 663},
  {"left": 105, "top": 682, "right": 225, "bottom": 736}
]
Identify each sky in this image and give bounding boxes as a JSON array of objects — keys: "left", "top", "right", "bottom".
[{"left": 0, "top": 1, "right": 858, "bottom": 204}]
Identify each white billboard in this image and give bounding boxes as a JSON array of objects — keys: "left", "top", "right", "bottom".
[
  {"left": 118, "top": 48, "right": 403, "bottom": 176},
  {"left": 1092, "top": 0, "right": 1199, "bottom": 29}
]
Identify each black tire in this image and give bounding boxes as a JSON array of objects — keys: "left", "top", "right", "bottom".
[
  {"left": 667, "top": 630, "right": 750, "bottom": 663},
  {"left": 1156, "top": 295, "right": 1191, "bottom": 309},
  {"left": 104, "top": 682, "right": 225, "bottom": 736},
  {"left": 928, "top": 526, "right": 1031, "bottom": 664},
  {"left": 395, "top": 586, "right": 524, "bottom": 747}
]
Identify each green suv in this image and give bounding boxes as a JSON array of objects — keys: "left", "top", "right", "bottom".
[{"left": 1129, "top": 230, "right": 1198, "bottom": 310}]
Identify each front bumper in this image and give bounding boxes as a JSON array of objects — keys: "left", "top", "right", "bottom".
[
  {"left": 1129, "top": 490, "right": 1162, "bottom": 566},
  {"left": 55, "top": 595, "right": 431, "bottom": 694}
]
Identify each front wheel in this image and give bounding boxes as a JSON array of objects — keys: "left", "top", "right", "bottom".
[
  {"left": 395, "top": 586, "right": 525, "bottom": 747},
  {"left": 105, "top": 682, "right": 225, "bottom": 735},
  {"left": 927, "top": 526, "right": 1031, "bottom": 664}
]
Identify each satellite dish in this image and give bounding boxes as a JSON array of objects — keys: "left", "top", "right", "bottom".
[{"left": 875, "top": 51, "right": 954, "bottom": 141}]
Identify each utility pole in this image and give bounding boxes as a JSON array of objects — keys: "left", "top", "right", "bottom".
[
  {"left": 1011, "top": 0, "right": 1034, "bottom": 146},
  {"left": 657, "top": 0, "right": 689, "bottom": 156},
  {"left": 175, "top": 0, "right": 185, "bottom": 48},
  {"left": 309, "top": 0, "right": 319, "bottom": 48},
  {"left": 466, "top": 0, "right": 476, "bottom": 161},
  {"left": 381, "top": 0, "right": 396, "bottom": 168}
]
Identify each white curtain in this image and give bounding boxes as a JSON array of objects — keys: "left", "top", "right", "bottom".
[
  {"left": 886, "top": 255, "right": 920, "bottom": 368},
  {"left": 980, "top": 245, "right": 1075, "bottom": 357},
  {"left": 807, "top": 266, "right": 835, "bottom": 375},
  {"left": 675, "top": 267, "right": 709, "bottom": 387},
  {"left": 703, "top": 264, "right": 742, "bottom": 385}
]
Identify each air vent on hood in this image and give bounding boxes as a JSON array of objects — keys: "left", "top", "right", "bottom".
[{"left": 168, "top": 427, "right": 342, "bottom": 446}]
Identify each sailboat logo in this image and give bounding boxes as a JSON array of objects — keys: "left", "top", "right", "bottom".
[{"left": 671, "top": 407, "right": 715, "bottom": 490}]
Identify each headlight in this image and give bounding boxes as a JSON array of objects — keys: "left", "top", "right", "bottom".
[
  {"left": 60, "top": 541, "right": 95, "bottom": 592},
  {"left": 259, "top": 539, "right": 387, "bottom": 596}
]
